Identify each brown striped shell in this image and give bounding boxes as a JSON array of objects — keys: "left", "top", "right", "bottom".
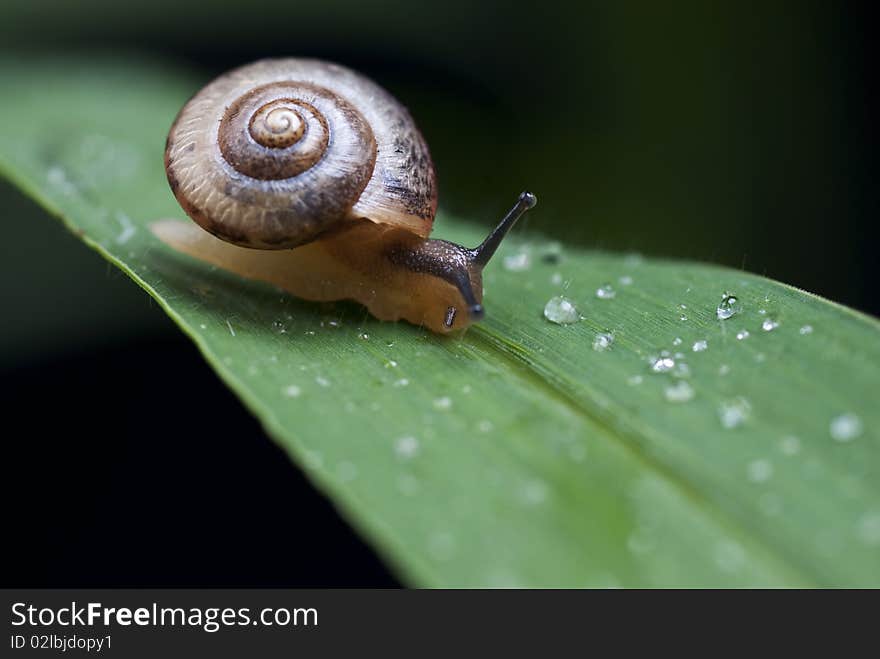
[{"left": 164, "top": 58, "right": 437, "bottom": 250}]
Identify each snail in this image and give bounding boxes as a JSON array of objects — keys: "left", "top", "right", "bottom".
[{"left": 152, "top": 58, "right": 536, "bottom": 333}]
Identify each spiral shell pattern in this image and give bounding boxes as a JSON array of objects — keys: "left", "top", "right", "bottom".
[{"left": 165, "top": 59, "right": 437, "bottom": 250}]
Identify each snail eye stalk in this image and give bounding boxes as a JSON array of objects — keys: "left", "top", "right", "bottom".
[{"left": 470, "top": 191, "right": 537, "bottom": 268}]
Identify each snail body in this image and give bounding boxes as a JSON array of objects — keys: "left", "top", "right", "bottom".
[{"left": 155, "top": 58, "right": 535, "bottom": 333}]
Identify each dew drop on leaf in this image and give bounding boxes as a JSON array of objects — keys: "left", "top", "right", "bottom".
[
  {"left": 649, "top": 353, "right": 676, "bottom": 373},
  {"left": 747, "top": 459, "right": 773, "bottom": 483},
  {"left": 395, "top": 436, "right": 420, "bottom": 459},
  {"left": 719, "top": 397, "right": 751, "bottom": 429},
  {"left": 664, "top": 380, "right": 695, "bottom": 403},
  {"left": 779, "top": 436, "right": 801, "bottom": 456},
  {"left": 830, "top": 413, "right": 862, "bottom": 442},
  {"left": 716, "top": 292, "right": 740, "bottom": 320},
  {"left": 543, "top": 296, "right": 580, "bottom": 324},
  {"left": 592, "top": 332, "right": 614, "bottom": 352},
  {"left": 596, "top": 284, "right": 616, "bottom": 300},
  {"left": 503, "top": 251, "right": 531, "bottom": 272}
]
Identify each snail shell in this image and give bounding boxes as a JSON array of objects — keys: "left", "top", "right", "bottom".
[{"left": 165, "top": 58, "right": 437, "bottom": 249}]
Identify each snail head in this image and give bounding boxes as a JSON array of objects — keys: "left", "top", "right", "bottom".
[{"left": 388, "top": 192, "right": 537, "bottom": 331}]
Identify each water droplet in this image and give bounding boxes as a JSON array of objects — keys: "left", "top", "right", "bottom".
[
  {"left": 679, "top": 314, "right": 688, "bottom": 321},
  {"left": 716, "top": 292, "right": 740, "bottom": 320},
  {"left": 649, "top": 353, "right": 676, "bottom": 373},
  {"left": 779, "top": 436, "right": 801, "bottom": 456},
  {"left": 758, "top": 308, "right": 767, "bottom": 316},
  {"left": 392, "top": 378, "right": 410, "bottom": 387},
  {"left": 385, "top": 359, "right": 399, "bottom": 368},
  {"left": 271, "top": 320, "right": 287, "bottom": 334},
  {"left": 282, "top": 384, "right": 301, "bottom": 398},
  {"left": 596, "top": 283, "right": 616, "bottom": 300},
  {"left": 543, "top": 296, "right": 580, "bottom": 324},
  {"left": 47, "top": 165, "right": 78, "bottom": 196},
  {"left": 718, "top": 397, "right": 751, "bottom": 429},
  {"left": 736, "top": 329, "right": 750, "bottom": 340},
  {"left": 550, "top": 272, "right": 564, "bottom": 285},
  {"left": 624, "top": 252, "right": 643, "bottom": 267},
  {"left": 433, "top": 396, "right": 453, "bottom": 411},
  {"left": 692, "top": 339, "right": 708, "bottom": 352},
  {"left": 762, "top": 318, "right": 779, "bottom": 332},
  {"left": 830, "top": 413, "right": 862, "bottom": 442},
  {"left": 619, "top": 275, "right": 633, "bottom": 286},
  {"left": 503, "top": 251, "right": 531, "bottom": 271},
  {"left": 477, "top": 420, "right": 494, "bottom": 433},
  {"left": 664, "top": 380, "right": 695, "bottom": 403},
  {"left": 857, "top": 512, "right": 880, "bottom": 546},
  {"left": 358, "top": 332, "right": 370, "bottom": 340},
  {"left": 718, "top": 364, "right": 731, "bottom": 376},
  {"left": 540, "top": 241, "right": 563, "bottom": 263},
  {"left": 747, "top": 459, "right": 773, "bottom": 483},
  {"left": 672, "top": 337, "right": 683, "bottom": 346},
  {"left": 520, "top": 480, "right": 549, "bottom": 506},
  {"left": 627, "top": 375, "right": 644, "bottom": 386},
  {"left": 199, "top": 323, "right": 207, "bottom": 330},
  {"left": 303, "top": 450, "right": 323, "bottom": 471},
  {"left": 799, "top": 324, "right": 814, "bottom": 335},
  {"left": 315, "top": 376, "right": 331, "bottom": 387},
  {"left": 395, "top": 435, "right": 420, "bottom": 459},
  {"left": 114, "top": 212, "right": 136, "bottom": 245},
  {"left": 592, "top": 332, "right": 614, "bottom": 352},
  {"left": 679, "top": 303, "right": 687, "bottom": 310}
]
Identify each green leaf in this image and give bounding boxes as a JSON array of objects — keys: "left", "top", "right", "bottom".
[{"left": 2, "top": 57, "right": 878, "bottom": 587}]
